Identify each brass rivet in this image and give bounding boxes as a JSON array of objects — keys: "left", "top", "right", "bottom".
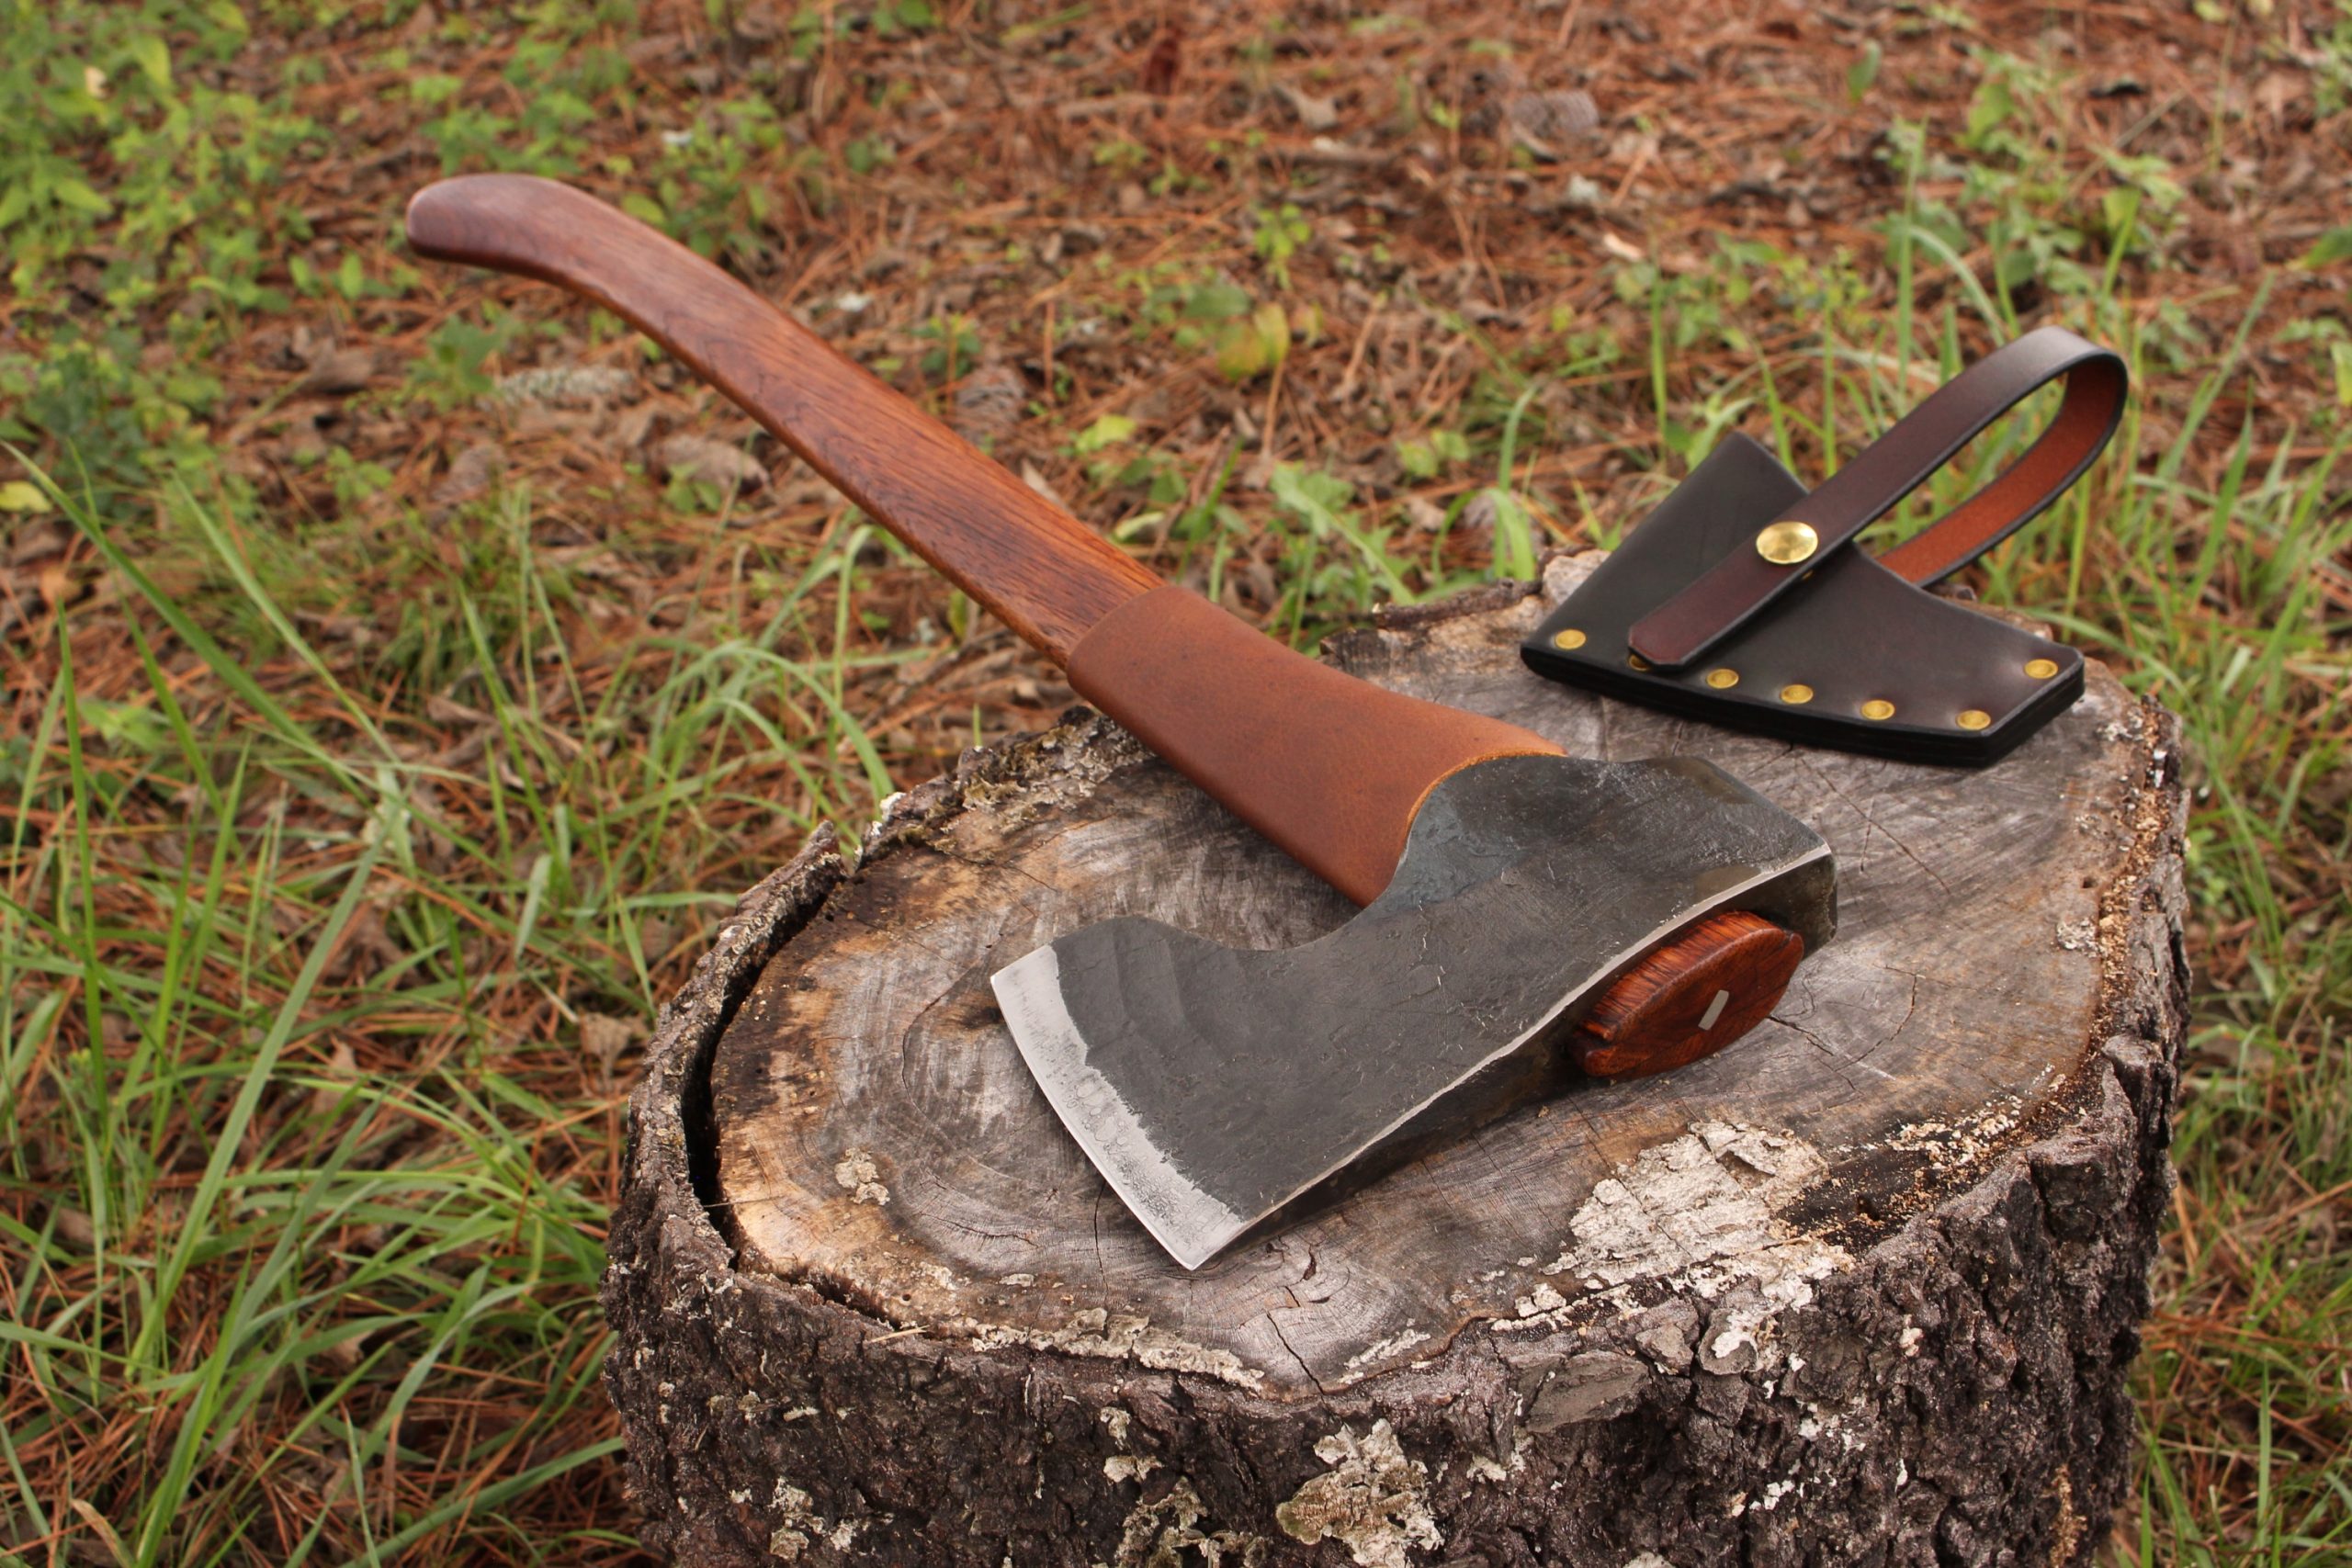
[
  {"left": 1956, "top": 709, "right": 1992, "bottom": 730},
  {"left": 1627, "top": 652, "right": 1652, "bottom": 671},
  {"left": 1755, "top": 520, "right": 1820, "bottom": 566},
  {"left": 1551, "top": 627, "right": 1588, "bottom": 650},
  {"left": 1860, "top": 698, "right": 1896, "bottom": 721},
  {"left": 1779, "top": 683, "right": 1814, "bottom": 705},
  {"left": 1703, "top": 667, "right": 1739, "bottom": 689},
  {"left": 2025, "top": 658, "right": 2060, "bottom": 680}
]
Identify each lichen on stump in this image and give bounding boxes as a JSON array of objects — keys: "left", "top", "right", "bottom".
[{"left": 602, "top": 554, "right": 2187, "bottom": 1566}]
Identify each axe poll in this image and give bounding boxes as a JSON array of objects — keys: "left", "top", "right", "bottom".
[{"left": 405, "top": 176, "right": 1836, "bottom": 1269}]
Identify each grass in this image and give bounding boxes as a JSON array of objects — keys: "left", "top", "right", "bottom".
[
  {"left": 3, "top": 0, "right": 2346, "bottom": 1562},
  {"left": 3, "top": 469, "right": 926, "bottom": 1562}
]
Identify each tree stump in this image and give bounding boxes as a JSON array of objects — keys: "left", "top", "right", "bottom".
[{"left": 603, "top": 555, "right": 2188, "bottom": 1567}]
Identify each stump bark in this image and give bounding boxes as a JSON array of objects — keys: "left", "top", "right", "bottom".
[{"left": 603, "top": 554, "right": 2188, "bottom": 1567}]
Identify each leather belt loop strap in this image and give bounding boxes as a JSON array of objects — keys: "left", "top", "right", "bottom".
[{"left": 1626, "top": 326, "right": 2128, "bottom": 670}]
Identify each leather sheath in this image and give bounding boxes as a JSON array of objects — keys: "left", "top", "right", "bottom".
[{"left": 1522, "top": 327, "right": 2127, "bottom": 766}]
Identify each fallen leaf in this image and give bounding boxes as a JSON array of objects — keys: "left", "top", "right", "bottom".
[
  {"left": 432, "top": 443, "right": 506, "bottom": 506},
  {"left": 582, "top": 1014, "right": 647, "bottom": 1084},
  {"left": 953, "top": 364, "right": 1026, "bottom": 442},
  {"left": 299, "top": 346, "right": 380, "bottom": 395},
  {"left": 52, "top": 1205, "right": 96, "bottom": 1250},
  {"left": 0, "top": 480, "right": 51, "bottom": 513},
  {"left": 70, "top": 1500, "right": 128, "bottom": 1565},
  {"left": 310, "top": 1038, "right": 359, "bottom": 1118},
  {"left": 733, "top": 0, "right": 786, "bottom": 40},
  {"left": 1279, "top": 84, "right": 1340, "bottom": 132},
  {"left": 654, "top": 434, "right": 769, "bottom": 495},
  {"left": 1019, "top": 460, "right": 1073, "bottom": 512},
  {"left": 1215, "top": 303, "right": 1292, "bottom": 382},
  {"left": 425, "top": 693, "right": 491, "bottom": 725},
  {"left": 611, "top": 400, "right": 662, "bottom": 452},
  {"left": 1506, "top": 89, "right": 1600, "bottom": 160}
]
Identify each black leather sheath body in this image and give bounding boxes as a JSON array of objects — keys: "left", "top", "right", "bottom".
[
  {"left": 1523, "top": 327, "right": 2124, "bottom": 767},
  {"left": 1522, "top": 434, "right": 2083, "bottom": 766}
]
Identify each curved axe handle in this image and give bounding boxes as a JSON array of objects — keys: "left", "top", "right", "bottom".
[
  {"left": 404, "top": 174, "right": 1553, "bottom": 902},
  {"left": 407, "top": 174, "right": 1159, "bottom": 660},
  {"left": 404, "top": 175, "right": 1796, "bottom": 1076}
]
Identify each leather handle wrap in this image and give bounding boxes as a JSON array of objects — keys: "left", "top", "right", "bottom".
[
  {"left": 1069, "top": 587, "right": 1561, "bottom": 905},
  {"left": 1628, "top": 327, "right": 2126, "bottom": 669},
  {"left": 405, "top": 175, "right": 1159, "bottom": 662}
]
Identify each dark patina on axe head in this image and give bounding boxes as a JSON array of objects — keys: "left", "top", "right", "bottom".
[
  {"left": 1524, "top": 328, "right": 2127, "bottom": 766},
  {"left": 403, "top": 174, "right": 1838, "bottom": 1273},
  {"left": 990, "top": 586, "right": 1834, "bottom": 1269},
  {"left": 993, "top": 750, "right": 1834, "bottom": 1269}
]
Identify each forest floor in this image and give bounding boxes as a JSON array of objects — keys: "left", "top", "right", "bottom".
[{"left": 3, "top": 0, "right": 2347, "bottom": 1562}]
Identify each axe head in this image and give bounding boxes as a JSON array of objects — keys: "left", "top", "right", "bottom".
[{"left": 991, "top": 753, "right": 1835, "bottom": 1269}]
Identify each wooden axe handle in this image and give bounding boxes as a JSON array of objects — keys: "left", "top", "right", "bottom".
[
  {"left": 406, "top": 175, "right": 1159, "bottom": 660},
  {"left": 403, "top": 175, "right": 1552, "bottom": 891},
  {"left": 403, "top": 175, "right": 1798, "bottom": 1076}
]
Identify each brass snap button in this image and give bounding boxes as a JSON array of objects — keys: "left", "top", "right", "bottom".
[{"left": 1755, "top": 520, "right": 1819, "bottom": 566}]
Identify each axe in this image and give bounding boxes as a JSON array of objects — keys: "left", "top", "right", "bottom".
[{"left": 406, "top": 176, "right": 1836, "bottom": 1269}]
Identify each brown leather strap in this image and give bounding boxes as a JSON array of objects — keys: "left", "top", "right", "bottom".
[{"left": 1627, "top": 327, "right": 2126, "bottom": 669}]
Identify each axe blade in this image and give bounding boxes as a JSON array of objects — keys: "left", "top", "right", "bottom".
[{"left": 991, "top": 753, "right": 1836, "bottom": 1269}]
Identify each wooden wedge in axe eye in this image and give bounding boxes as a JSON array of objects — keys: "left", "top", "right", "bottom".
[{"left": 406, "top": 176, "right": 1837, "bottom": 1269}]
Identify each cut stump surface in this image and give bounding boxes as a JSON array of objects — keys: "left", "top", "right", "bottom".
[{"left": 605, "top": 556, "right": 2187, "bottom": 1567}]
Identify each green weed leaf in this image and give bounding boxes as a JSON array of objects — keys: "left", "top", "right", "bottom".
[
  {"left": 1268, "top": 464, "right": 1351, "bottom": 537},
  {"left": 1184, "top": 281, "right": 1255, "bottom": 321},
  {"left": 2295, "top": 227, "right": 2352, "bottom": 269},
  {"left": 126, "top": 32, "right": 170, "bottom": 89},
  {"left": 1072, "top": 413, "right": 1138, "bottom": 454},
  {"left": 1846, "top": 42, "right": 1881, "bottom": 102},
  {"left": 53, "top": 177, "right": 113, "bottom": 216},
  {"left": 1215, "top": 302, "right": 1291, "bottom": 381}
]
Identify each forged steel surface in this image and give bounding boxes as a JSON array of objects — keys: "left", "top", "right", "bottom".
[{"left": 989, "top": 753, "right": 1837, "bottom": 1269}]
